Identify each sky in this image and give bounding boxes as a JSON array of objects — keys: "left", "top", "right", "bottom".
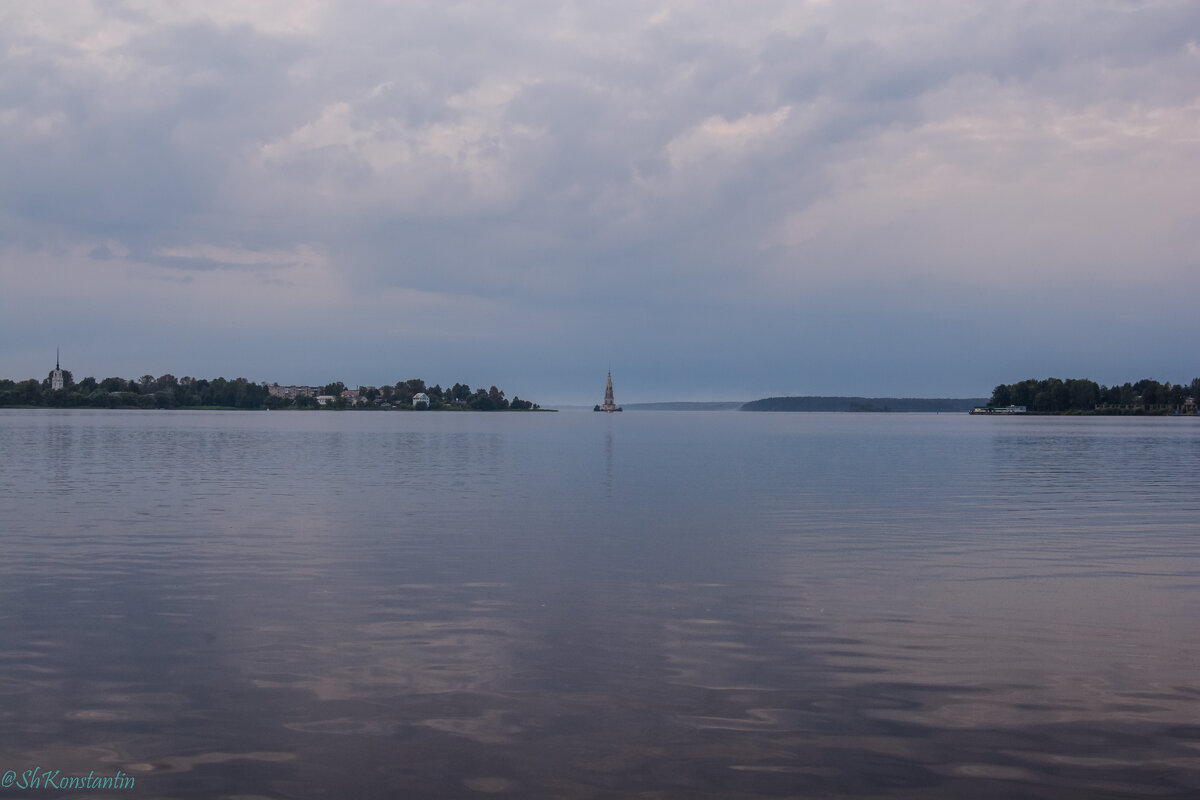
[{"left": 2, "top": 1, "right": 1198, "bottom": 404}]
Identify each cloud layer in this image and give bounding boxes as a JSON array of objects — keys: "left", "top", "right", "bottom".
[{"left": 3, "top": 1, "right": 1198, "bottom": 401}]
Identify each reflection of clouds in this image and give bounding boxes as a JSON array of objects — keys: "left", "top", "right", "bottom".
[
  {"left": 745, "top": 515, "right": 1200, "bottom": 791},
  {"left": 420, "top": 709, "right": 525, "bottom": 746},
  {"left": 126, "top": 750, "right": 295, "bottom": 776},
  {"left": 761, "top": 530, "right": 1200, "bottom": 707},
  {"left": 659, "top": 616, "right": 780, "bottom": 691},
  {"left": 676, "top": 707, "right": 816, "bottom": 733},
  {"left": 6, "top": 412, "right": 1200, "bottom": 796},
  {"left": 242, "top": 611, "right": 519, "bottom": 702}
]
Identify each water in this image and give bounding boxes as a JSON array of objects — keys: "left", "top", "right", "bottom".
[{"left": 1, "top": 409, "right": 1198, "bottom": 798}]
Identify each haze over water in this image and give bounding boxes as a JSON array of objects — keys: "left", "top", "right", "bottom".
[{"left": 2, "top": 409, "right": 1198, "bottom": 798}]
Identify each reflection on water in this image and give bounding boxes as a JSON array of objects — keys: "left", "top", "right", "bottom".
[
  {"left": 1, "top": 409, "right": 1198, "bottom": 798},
  {"left": 604, "top": 426, "right": 614, "bottom": 497}
]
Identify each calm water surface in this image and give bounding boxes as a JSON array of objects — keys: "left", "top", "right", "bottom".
[{"left": 1, "top": 409, "right": 1198, "bottom": 798}]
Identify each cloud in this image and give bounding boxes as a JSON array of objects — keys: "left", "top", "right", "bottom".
[
  {"left": 766, "top": 75, "right": 1200, "bottom": 292},
  {"left": 150, "top": 243, "right": 325, "bottom": 272},
  {"left": 2, "top": 1, "right": 1198, "bottom": 397}
]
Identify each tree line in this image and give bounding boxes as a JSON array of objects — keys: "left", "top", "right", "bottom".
[
  {"left": 0, "top": 372, "right": 539, "bottom": 411},
  {"left": 989, "top": 377, "right": 1200, "bottom": 414}
]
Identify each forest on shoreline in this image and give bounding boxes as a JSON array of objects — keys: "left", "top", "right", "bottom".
[
  {"left": 0, "top": 372, "right": 541, "bottom": 411},
  {"left": 989, "top": 377, "right": 1199, "bottom": 414}
]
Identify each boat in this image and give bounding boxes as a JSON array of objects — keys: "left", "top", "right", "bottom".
[{"left": 969, "top": 405, "right": 1027, "bottom": 415}]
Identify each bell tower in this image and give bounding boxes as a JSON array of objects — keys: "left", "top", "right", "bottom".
[
  {"left": 600, "top": 371, "right": 619, "bottom": 412},
  {"left": 51, "top": 349, "right": 65, "bottom": 391}
]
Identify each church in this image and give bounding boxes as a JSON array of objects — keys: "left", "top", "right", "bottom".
[
  {"left": 595, "top": 370, "right": 622, "bottom": 412},
  {"left": 50, "top": 350, "right": 65, "bottom": 390}
]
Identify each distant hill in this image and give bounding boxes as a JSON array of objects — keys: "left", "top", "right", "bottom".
[
  {"left": 740, "top": 396, "right": 988, "bottom": 413},
  {"left": 624, "top": 402, "right": 745, "bottom": 411}
]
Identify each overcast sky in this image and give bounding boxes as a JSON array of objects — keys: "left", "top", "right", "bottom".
[{"left": 2, "top": 1, "right": 1197, "bottom": 403}]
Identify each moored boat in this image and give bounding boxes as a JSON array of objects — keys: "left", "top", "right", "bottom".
[{"left": 969, "top": 405, "right": 1027, "bottom": 415}]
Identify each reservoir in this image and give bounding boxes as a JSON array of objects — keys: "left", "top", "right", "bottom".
[{"left": 1, "top": 409, "right": 1198, "bottom": 798}]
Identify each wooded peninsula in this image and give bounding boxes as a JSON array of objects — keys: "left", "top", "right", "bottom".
[
  {"left": 987, "top": 377, "right": 1199, "bottom": 414},
  {"left": 0, "top": 372, "right": 543, "bottom": 411}
]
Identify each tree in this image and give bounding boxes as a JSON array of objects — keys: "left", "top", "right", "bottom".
[
  {"left": 1105, "top": 382, "right": 1135, "bottom": 407},
  {"left": 488, "top": 386, "right": 508, "bottom": 409},
  {"left": 15, "top": 379, "right": 41, "bottom": 405},
  {"left": 323, "top": 381, "right": 346, "bottom": 397},
  {"left": 1009, "top": 380, "right": 1036, "bottom": 408},
  {"left": 470, "top": 388, "right": 494, "bottom": 410},
  {"left": 1067, "top": 379, "right": 1098, "bottom": 411},
  {"left": 1048, "top": 379, "right": 1069, "bottom": 413}
]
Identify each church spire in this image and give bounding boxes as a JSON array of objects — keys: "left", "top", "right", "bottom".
[
  {"left": 51, "top": 349, "right": 65, "bottom": 391},
  {"left": 599, "top": 370, "right": 620, "bottom": 412}
]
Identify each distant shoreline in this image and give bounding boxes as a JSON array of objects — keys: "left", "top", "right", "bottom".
[
  {"left": 0, "top": 405, "right": 556, "bottom": 413},
  {"left": 740, "top": 396, "right": 988, "bottom": 413},
  {"left": 623, "top": 402, "right": 744, "bottom": 411}
]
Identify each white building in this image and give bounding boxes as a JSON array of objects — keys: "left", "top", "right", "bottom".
[
  {"left": 412, "top": 392, "right": 430, "bottom": 408},
  {"left": 50, "top": 350, "right": 65, "bottom": 390},
  {"left": 266, "top": 384, "right": 317, "bottom": 400}
]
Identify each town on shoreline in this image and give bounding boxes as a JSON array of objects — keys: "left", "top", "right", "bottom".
[{"left": 0, "top": 362, "right": 544, "bottom": 411}]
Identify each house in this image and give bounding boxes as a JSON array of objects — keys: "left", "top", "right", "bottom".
[
  {"left": 412, "top": 392, "right": 430, "bottom": 408},
  {"left": 266, "top": 384, "right": 317, "bottom": 400}
]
